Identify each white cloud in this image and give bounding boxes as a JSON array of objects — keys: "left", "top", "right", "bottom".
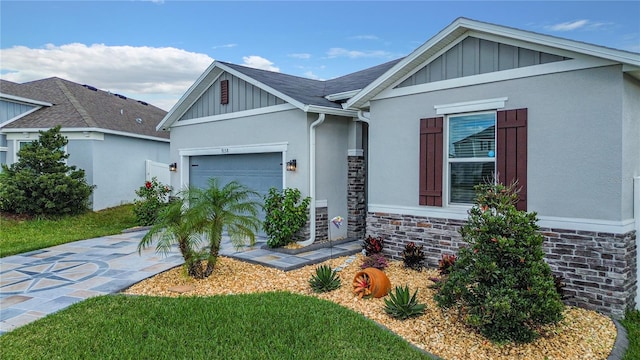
[
  {"left": 348, "top": 35, "right": 379, "bottom": 40},
  {"left": 303, "top": 71, "right": 322, "bottom": 80},
  {"left": 241, "top": 55, "right": 279, "bottom": 72},
  {"left": 212, "top": 43, "right": 237, "bottom": 49},
  {"left": 0, "top": 43, "right": 212, "bottom": 111},
  {"left": 545, "top": 19, "right": 590, "bottom": 31},
  {"left": 326, "top": 47, "right": 392, "bottom": 59},
  {"left": 289, "top": 53, "right": 312, "bottom": 59}
]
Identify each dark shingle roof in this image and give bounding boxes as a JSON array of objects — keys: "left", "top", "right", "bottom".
[
  {"left": 0, "top": 77, "right": 168, "bottom": 139},
  {"left": 221, "top": 58, "right": 403, "bottom": 108}
]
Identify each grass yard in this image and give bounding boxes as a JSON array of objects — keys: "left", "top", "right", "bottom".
[
  {"left": 622, "top": 310, "right": 640, "bottom": 360},
  {"left": 0, "top": 204, "right": 137, "bottom": 257},
  {"left": 0, "top": 292, "right": 432, "bottom": 360}
]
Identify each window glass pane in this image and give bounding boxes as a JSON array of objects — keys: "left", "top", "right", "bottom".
[
  {"left": 450, "top": 162, "right": 495, "bottom": 203},
  {"left": 448, "top": 113, "right": 495, "bottom": 158}
]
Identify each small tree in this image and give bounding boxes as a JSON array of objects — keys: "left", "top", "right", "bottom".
[
  {"left": 0, "top": 126, "right": 94, "bottom": 216},
  {"left": 263, "top": 187, "right": 311, "bottom": 248},
  {"left": 434, "top": 180, "right": 564, "bottom": 343}
]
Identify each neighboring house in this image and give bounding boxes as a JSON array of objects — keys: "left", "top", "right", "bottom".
[
  {"left": 0, "top": 77, "right": 170, "bottom": 210},
  {"left": 158, "top": 17, "right": 639, "bottom": 317}
]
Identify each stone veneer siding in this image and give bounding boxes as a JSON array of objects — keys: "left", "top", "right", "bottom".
[
  {"left": 367, "top": 211, "right": 637, "bottom": 318},
  {"left": 347, "top": 156, "right": 366, "bottom": 239},
  {"left": 294, "top": 206, "right": 328, "bottom": 243}
]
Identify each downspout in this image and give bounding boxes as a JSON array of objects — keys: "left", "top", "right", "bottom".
[{"left": 299, "top": 113, "right": 326, "bottom": 247}]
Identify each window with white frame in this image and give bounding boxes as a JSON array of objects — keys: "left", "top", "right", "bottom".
[{"left": 446, "top": 112, "right": 496, "bottom": 204}]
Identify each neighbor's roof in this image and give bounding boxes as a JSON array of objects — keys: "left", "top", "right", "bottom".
[{"left": 0, "top": 77, "right": 169, "bottom": 140}]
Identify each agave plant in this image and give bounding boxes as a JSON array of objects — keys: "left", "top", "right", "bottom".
[
  {"left": 309, "top": 265, "right": 341, "bottom": 293},
  {"left": 383, "top": 285, "right": 426, "bottom": 320}
]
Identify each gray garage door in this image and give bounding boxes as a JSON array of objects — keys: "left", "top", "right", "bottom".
[{"left": 189, "top": 153, "right": 283, "bottom": 235}]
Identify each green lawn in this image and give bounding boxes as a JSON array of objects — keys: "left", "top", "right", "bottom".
[
  {"left": 0, "top": 205, "right": 638, "bottom": 359},
  {"left": 0, "top": 204, "right": 137, "bottom": 257},
  {"left": 0, "top": 292, "right": 433, "bottom": 360},
  {"left": 622, "top": 310, "right": 640, "bottom": 360}
]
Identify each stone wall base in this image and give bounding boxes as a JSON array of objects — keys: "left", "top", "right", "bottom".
[{"left": 367, "top": 211, "right": 637, "bottom": 318}]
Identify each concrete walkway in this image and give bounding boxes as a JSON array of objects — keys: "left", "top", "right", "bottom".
[{"left": 0, "top": 230, "right": 360, "bottom": 335}]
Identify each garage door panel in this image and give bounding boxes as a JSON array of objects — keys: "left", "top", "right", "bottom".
[{"left": 189, "top": 153, "right": 283, "bottom": 235}]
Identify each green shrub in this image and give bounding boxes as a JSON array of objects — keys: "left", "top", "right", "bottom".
[
  {"left": 402, "top": 242, "right": 426, "bottom": 271},
  {"left": 309, "top": 265, "right": 341, "bottom": 293},
  {"left": 434, "top": 181, "right": 564, "bottom": 343},
  {"left": 263, "top": 187, "right": 310, "bottom": 248},
  {"left": 384, "top": 285, "right": 426, "bottom": 320},
  {"left": 133, "top": 177, "right": 172, "bottom": 226},
  {"left": 0, "top": 126, "right": 94, "bottom": 216}
]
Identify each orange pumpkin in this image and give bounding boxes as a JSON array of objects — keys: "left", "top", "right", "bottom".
[{"left": 352, "top": 268, "right": 391, "bottom": 299}]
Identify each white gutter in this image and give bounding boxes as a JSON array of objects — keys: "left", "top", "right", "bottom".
[
  {"left": 299, "top": 113, "right": 326, "bottom": 247},
  {"left": 357, "top": 110, "right": 370, "bottom": 124}
]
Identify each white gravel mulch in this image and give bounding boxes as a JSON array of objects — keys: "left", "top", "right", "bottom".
[{"left": 123, "top": 254, "right": 617, "bottom": 360}]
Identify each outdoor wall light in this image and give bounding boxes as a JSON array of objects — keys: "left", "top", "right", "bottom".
[
  {"left": 286, "top": 159, "right": 297, "bottom": 172},
  {"left": 169, "top": 162, "right": 177, "bottom": 172}
]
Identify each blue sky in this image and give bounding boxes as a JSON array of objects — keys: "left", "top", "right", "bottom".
[{"left": 1, "top": 1, "right": 639, "bottom": 110}]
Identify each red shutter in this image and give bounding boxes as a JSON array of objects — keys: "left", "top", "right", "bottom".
[
  {"left": 220, "top": 79, "right": 229, "bottom": 105},
  {"left": 497, "top": 108, "right": 527, "bottom": 211},
  {"left": 419, "top": 117, "right": 443, "bottom": 206}
]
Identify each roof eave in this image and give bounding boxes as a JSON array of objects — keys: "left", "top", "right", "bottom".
[
  {"left": 1, "top": 93, "right": 53, "bottom": 107},
  {"left": 304, "top": 105, "right": 358, "bottom": 117},
  {"left": 345, "top": 17, "right": 640, "bottom": 110}
]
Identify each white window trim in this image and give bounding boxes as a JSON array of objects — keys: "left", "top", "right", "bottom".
[
  {"left": 435, "top": 97, "right": 507, "bottom": 115},
  {"left": 443, "top": 111, "right": 497, "bottom": 207}
]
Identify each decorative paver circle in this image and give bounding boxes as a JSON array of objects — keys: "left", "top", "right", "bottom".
[{"left": 0, "top": 260, "right": 109, "bottom": 295}]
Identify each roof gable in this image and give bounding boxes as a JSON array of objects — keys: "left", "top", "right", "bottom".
[
  {"left": 396, "top": 36, "right": 570, "bottom": 88},
  {"left": 178, "top": 71, "right": 287, "bottom": 122},
  {"left": 158, "top": 59, "right": 400, "bottom": 130},
  {"left": 346, "top": 17, "right": 640, "bottom": 109}
]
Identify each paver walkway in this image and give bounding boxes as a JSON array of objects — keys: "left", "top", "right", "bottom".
[{"left": 0, "top": 230, "right": 360, "bottom": 334}]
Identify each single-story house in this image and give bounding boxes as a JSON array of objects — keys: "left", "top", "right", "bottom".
[
  {"left": 157, "top": 17, "right": 639, "bottom": 317},
  {"left": 0, "top": 77, "right": 170, "bottom": 210}
]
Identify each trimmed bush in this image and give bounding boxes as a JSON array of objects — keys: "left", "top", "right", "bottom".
[
  {"left": 263, "top": 187, "right": 310, "bottom": 248},
  {"left": 434, "top": 181, "right": 564, "bottom": 343}
]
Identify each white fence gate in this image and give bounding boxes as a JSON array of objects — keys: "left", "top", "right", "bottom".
[{"left": 145, "top": 160, "right": 170, "bottom": 186}]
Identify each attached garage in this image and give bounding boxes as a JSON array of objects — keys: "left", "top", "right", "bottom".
[{"left": 189, "top": 152, "right": 283, "bottom": 233}]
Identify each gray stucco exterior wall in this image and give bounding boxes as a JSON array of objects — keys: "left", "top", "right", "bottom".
[
  {"left": 67, "top": 134, "right": 169, "bottom": 211},
  {"left": 169, "top": 109, "right": 353, "bottom": 241},
  {"left": 369, "top": 65, "right": 629, "bottom": 223}
]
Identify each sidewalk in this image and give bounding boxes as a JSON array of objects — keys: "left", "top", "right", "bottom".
[{"left": 0, "top": 230, "right": 360, "bottom": 334}]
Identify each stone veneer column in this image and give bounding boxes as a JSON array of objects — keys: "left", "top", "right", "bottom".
[
  {"left": 348, "top": 155, "right": 366, "bottom": 240},
  {"left": 366, "top": 211, "right": 637, "bottom": 318},
  {"left": 293, "top": 205, "right": 328, "bottom": 243}
]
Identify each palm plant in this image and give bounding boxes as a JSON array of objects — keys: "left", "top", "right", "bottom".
[
  {"left": 138, "top": 191, "right": 208, "bottom": 278},
  {"left": 191, "top": 178, "right": 261, "bottom": 277},
  {"left": 138, "top": 178, "right": 261, "bottom": 279}
]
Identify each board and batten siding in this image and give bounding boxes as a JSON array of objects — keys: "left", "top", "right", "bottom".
[
  {"left": 0, "top": 100, "right": 37, "bottom": 123},
  {"left": 179, "top": 72, "right": 286, "bottom": 121},
  {"left": 397, "top": 37, "right": 570, "bottom": 87}
]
